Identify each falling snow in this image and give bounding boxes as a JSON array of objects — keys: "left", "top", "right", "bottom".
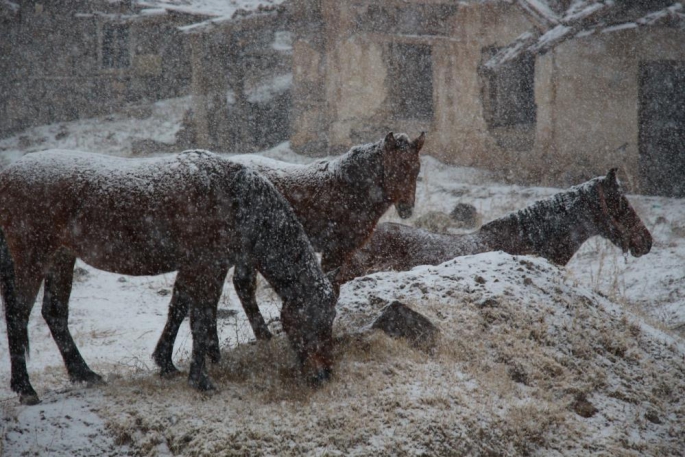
[{"left": 1, "top": 0, "right": 684, "bottom": 455}]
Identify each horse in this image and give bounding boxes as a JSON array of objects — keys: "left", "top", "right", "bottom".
[
  {"left": 0, "top": 150, "right": 337, "bottom": 405},
  {"left": 336, "top": 169, "right": 653, "bottom": 283},
  {"left": 152, "top": 132, "right": 425, "bottom": 375}
]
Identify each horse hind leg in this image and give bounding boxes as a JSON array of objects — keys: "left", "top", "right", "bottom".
[
  {"left": 233, "top": 262, "right": 272, "bottom": 341},
  {"left": 1, "top": 239, "right": 44, "bottom": 405},
  {"left": 42, "top": 249, "right": 102, "bottom": 386}
]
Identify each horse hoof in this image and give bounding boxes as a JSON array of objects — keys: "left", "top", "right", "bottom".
[
  {"left": 255, "top": 328, "right": 273, "bottom": 341},
  {"left": 159, "top": 366, "right": 182, "bottom": 379},
  {"left": 19, "top": 393, "right": 41, "bottom": 406},
  {"left": 188, "top": 376, "right": 216, "bottom": 392},
  {"left": 208, "top": 350, "right": 221, "bottom": 364},
  {"left": 71, "top": 371, "right": 105, "bottom": 387},
  {"left": 87, "top": 374, "right": 105, "bottom": 387},
  {"left": 308, "top": 367, "right": 332, "bottom": 387}
]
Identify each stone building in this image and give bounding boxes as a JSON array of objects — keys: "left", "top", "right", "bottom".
[
  {"left": 290, "top": 0, "right": 685, "bottom": 195},
  {"left": 181, "top": 4, "right": 292, "bottom": 154},
  {"left": 0, "top": 0, "right": 206, "bottom": 138}
]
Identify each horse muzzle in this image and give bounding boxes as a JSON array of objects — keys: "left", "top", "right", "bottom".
[
  {"left": 301, "top": 351, "right": 333, "bottom": 387},
  {"left": 396, "top": 202, "right": 414, "bottom": 219},
  {"left": 629, "top": 227, "right": 653, "bottom": 257}
]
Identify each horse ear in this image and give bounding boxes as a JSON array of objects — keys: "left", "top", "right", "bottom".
[
  {"left": 384, "top": 132, "right": 397, "bottom": 150},
  {"left": 607, "top": 168, "right": 619, "bottom": 184},
  {"left": 412, "top": 132, "right": 426, "bottom": 152}
]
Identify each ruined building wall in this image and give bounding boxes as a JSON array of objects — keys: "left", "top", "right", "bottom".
[
  {"left": 291, "top": 0, "right": 685, "bottom": 191},
  {"left": 532, "top": 27, "right": 685, "bottom": 189},
  {"left": 0, "top": 3, "right": 193, "bottom": 138}
]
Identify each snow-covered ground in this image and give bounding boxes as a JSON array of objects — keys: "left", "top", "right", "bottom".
[{"left": 0, "top": 99, "right": 683, "bottom": 455}]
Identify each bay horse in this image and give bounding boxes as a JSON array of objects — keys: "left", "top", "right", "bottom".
[
  {"left": 336, "top": 169, "right": 653, "bottom": 283},
  {"left": 0, "top": 150, "right": 337, "bottom": 405},
  {"left": 152, "top": 132, "right": 424, "bottom": 375}
]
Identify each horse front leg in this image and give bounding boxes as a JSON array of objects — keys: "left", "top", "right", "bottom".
[
  {"left": 186, "top": 265, "right": 226, "bottom": 392},
  {"left": 153, "top": 265, "right": 228, "bottom": 377},
  {"left": 42, "top": 250, "right": 102, "bottom": 386},
  {"left": 233, "top": 262, "right": 272, "bottom": 341}
]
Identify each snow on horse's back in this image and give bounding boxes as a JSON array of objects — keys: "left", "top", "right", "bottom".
[
  {"left": 155, "top": 132, "right": 427, "bottom": 370},
  {"left": 0, "top": 149, "right": 337, "bottom": 405}
]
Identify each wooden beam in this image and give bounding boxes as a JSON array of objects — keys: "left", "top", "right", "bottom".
[
  {"left": 482, "top": 30, "right": 539, "bottom": 71},
  {"left": 562, "top": 0, "right": 607, "bottom": 23},
  {"left": 484, "top": 1, "right": 684, "bottom": 71},
  {"left": 515, "top": 0, "right": 560, "bottom": 32},
  {"left": 636, "top": 2, "right": 684, "bottom": 26}
]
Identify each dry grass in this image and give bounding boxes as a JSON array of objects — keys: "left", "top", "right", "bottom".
[{"left": 99, "top": 268, "right": 685, "bottom": 456}]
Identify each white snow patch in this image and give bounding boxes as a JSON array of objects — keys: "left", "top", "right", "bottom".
[
  {"left": 247, "top": 73, "right": 292, "bottom": 104},
  {"left": 271, "top": 30, "right": 292, "bottom": 52},
  {"left": 137, "top": 0, "right": 284, "bottom": 19}
]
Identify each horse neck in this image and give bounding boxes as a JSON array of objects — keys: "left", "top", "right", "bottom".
[
  {"left": 481, "top": 183, "right": 602, "bottom": 265},
  {"left": 334, "top": 144, "right": 391, "bottom": 218}
]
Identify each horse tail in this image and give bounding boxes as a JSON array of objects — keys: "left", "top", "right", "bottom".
[{"left": 0, "top": 227, "right": 28, "bottom": 357}]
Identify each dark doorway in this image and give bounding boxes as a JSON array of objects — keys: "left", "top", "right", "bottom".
[
  {"left": 102, "top": 24, "right": 130, "bottom": 69},
  {"left": 388, "top": 42, "right": 433, "bottom": 121},
  {"left": 480, "top": 47, "right": 536, "bottom": 129},
  {"left": 639, "top": 61, "right": 685, "bottom": 197}
]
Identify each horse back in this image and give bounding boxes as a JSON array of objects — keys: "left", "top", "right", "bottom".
[
  {"left": 0, "top": 150, "right": 239, "bottom": 274},
  {"left": 339, "top": 222, "right": 489, "bottom": 283}
]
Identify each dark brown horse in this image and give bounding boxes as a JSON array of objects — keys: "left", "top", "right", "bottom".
[
  {"left": 337, "top": 169, "right": 653, "bottom": 283},
  {"left": 152, "top": 132, "right": 424, "bottom": 375},
  {"left": 0, "top": 150, "right": 337, "bottom": 405}
]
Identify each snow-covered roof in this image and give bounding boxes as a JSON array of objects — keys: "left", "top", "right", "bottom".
[
  {"left": 0, "top": 0, "right": 19, "bottom": 20},
  {"left": 485, "top": 1, "right": 685, "bottom": 71},
  {"left": 137, "top": 0, "right": 288, "bottom": 31}
]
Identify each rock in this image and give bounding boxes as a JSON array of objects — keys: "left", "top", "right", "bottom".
[
  {"left": 450, "top": 203, "right": 480, "bottom": 229},
  {"left": 477, "top": 297, "right": 499, "bottom": 308},
  {"left": 73, "top": 267, "right": 90, "bottom": 282},
  {"left": 413, "top": 205, "right": 482, "bottom": 234},
  {"left": 413, "top": 211, "right": 455, "bottom": 234},
  {"left": 645, "top": 409, "right": 662, "bottom": 424},
  {"left": 571, "top": 393, "right": 598, "bottom": 418},
  {"left": 216, "top": 309, "right": 239, "bottom": 319},
  {"left": 371, "top": 301, "right": 439, "bottom": 350}
]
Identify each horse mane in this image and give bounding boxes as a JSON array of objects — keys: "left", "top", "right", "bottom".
[
  {"left": 329, "top": 133, "right": 412, "bottom": 181},
  {"left": 329, "top": 137, "right": 384, "bottom": 179},
  {"left": 481, "top": 176, "right": 603, "bottom": 261}
]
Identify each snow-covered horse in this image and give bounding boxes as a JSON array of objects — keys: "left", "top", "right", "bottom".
[
  {"left": 0, "top": 150, "right": 337, "bottom": 405},
  {"left": 336, "top": 169, "right": 653, "bottom": 283},
  {"left": 153, "top": 132, "right": 425, "bottom": 373}
]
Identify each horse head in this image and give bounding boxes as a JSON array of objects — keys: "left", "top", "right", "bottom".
[
  {"left": 382, "top": 132, "right": 425, "bottom": 219},
  {"left": 280, "top": 280, "right": 338, "bottom": 386},
  {"left": 595, "top": 168, "right": 652, "bottom": 257}
]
